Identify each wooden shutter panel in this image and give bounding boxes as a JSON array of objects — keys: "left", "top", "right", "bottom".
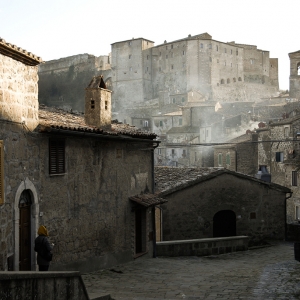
[
  {"left": 49, "top": 140, "right": 65, "bottom": 174},
  {"left": 0, "top": 141, "right": 4, "bottom": 205}
]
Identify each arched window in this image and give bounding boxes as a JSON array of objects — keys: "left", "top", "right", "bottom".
[
  {"left": 297, "top": 62, "right": 300, "bottom": 75},
  {"left": 233, "top": 78, "right": 236, "bottom": 82},
  {"left": 227, "top": 78, "right": 230, "bottom": 84},
  {"left": 238, "top": 77, "right": 242, "bottom": 81},
  {"left": 221, "top": 79, "right": 225, "bottom": 84}
]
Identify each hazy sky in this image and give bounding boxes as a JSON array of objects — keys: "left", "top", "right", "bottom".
[{"left": 1, "top": 0, "right": 299, "bottom": 90}]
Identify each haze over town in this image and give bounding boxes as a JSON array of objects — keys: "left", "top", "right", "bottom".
[{"left": 1, "top": 0, "right": 299, "bottom": 90}]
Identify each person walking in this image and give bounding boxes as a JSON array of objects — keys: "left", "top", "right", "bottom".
[{"left": 34, "top": 225, "right": 54, "bottom": 271}]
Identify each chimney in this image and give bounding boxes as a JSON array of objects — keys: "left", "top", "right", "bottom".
[
  {"left": 85, "top": 75, "right": 112, "bottom": 129},
  {"left": 256, "top": 165, "right": 271, "bottom": 182}
]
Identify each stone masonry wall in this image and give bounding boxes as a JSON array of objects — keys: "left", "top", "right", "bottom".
[
  {"left": 0, "top": 53, "right": 39, "bottom": 130},
  {"left": 161, "top": 173, "right": 286, "bottom": 244}
]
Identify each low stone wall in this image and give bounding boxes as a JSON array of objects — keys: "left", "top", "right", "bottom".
[
  {"left": 0, "top": 271, "right": 90, "bottom": 300},
  {"left": 156, "top": 236, "right": 249, "bottom": 257}
]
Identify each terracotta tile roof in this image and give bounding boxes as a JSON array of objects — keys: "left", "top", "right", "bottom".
[
  {"left": 154, "top": 166, "right": 291, "bottom": 195},
  {"left": 38, "top": 105, "right": 157, "bottom": 140},
  {"left": 0, "top": 37, "right": 42, "bottom": 66},
  {"left": 155, "top": 166, "right": 222, "bottom": 193},
  {"left": 129, "top": 193, "right": 167, "bottom": 207}
]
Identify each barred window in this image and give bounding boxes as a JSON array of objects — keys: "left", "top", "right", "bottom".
[
  {"left": 0, "top": 141, "right": 4, "bottom": 205},
  {"left": 49, "top": 139, "right": 65, "bottom": 175}
]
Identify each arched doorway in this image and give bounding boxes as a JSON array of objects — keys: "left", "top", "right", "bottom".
[
  {"left": 213, "top": 210, "right": 236, "bottom": 237},
  {"left": 19, "top": 190, "right": 32, "bottom": 270}
]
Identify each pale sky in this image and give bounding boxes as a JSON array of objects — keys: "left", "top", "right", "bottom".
[{"left": 1, "top": 0, "right": 299, "bottom": 90}]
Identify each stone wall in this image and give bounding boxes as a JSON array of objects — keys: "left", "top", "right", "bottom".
[
  {"left": 38, "top": 54, "right": 111, "bottom": 113},
  {"left": 0, "top": 53, "right": 39, "bottom": 130},
  {"left": 161, "top": 173, "right": 286, "bottom": 244}
]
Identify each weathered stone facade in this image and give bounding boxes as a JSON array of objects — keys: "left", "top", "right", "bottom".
[
  {"left": 155, "top": 167, "right": 290, "bottom": 245},
  {"left": 289, "top": 50, "right": 300, "bottom": 100},
  {"left": 0, "top": 39, "right": 162, "bottom": 272}
]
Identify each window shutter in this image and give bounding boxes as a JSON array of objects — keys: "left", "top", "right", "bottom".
[
  {"left": 49, "top": 140, "right": 65, "bottom": 174},
  {"left": 0, "top": 141, "right": 4, "bottom": 205}
]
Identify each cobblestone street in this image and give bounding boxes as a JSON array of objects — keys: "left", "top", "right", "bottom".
[{"left": 82, "top": 242, "right": 300, "bottom": 300}]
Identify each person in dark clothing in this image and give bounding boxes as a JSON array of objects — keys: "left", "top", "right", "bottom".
[{"left": 34, "top": 225, "right": 54, "bottom": 271}]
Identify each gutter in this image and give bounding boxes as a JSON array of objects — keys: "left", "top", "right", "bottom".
[{"left": 285, "top": 192, "right": 293, "bottom": 241}]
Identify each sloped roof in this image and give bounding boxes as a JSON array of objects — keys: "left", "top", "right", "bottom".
[
  {"left": 167, "top": 126, "right": 199, "bottom": 134},
  {"left": 38, "top": 105, "right": 157, "bottom": 140},
  {"left": 129, "top": 193, "right": 167, "bottom": 207},
  {"left": 0, "top": 37, "right": 42, "bottom": 66},
  {"left": 155, "top": 167, "right": 291, "bottom": 196}
]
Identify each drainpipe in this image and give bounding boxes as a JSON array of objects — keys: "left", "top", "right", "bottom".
[
  {"left": 285, "top": 192, "right": 293, "bottom": 241},
  {"left": 152, "top": 142, "right": 159, "bottom": 258}
]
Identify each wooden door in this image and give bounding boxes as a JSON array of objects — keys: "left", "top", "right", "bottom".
[{"left": 19, "top": 190, "right": 32, "bottom": 271}]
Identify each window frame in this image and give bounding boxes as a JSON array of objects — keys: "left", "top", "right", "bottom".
[{"left": 49, "top": 139, "right": 66, "bottom": 175}]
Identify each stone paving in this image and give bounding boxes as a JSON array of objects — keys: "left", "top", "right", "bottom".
[{"left": 82, "top": 242, "right": 300, "bottom": 300}]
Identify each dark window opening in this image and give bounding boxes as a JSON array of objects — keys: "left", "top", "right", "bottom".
[
  {"left": 105, "top": 101, "right": 108, "bottom": 110},
  {"left": 49, "top": 139, "right": 65, "bottom": 175},
  {"left": 91, "top": 99, "right": 95, "bottom": 109},
  {"left": 250, "top": 212, "right": 256, "bottom": 219},
  {"left": 292, "top": 171, "right": 298, "bottom": 186}
]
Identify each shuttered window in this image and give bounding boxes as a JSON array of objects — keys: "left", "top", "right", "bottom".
[
  {"left": 0, "top": 141, "right": 4, "bottom": 205},
  {"left": 49, "top": 139, "right": 65, "bottom": 175},
  {"left": 292, "top": 171, "right": 298, "bottom": 186}
]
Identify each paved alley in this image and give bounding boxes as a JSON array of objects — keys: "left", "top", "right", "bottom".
[{"left": 82, "top": 242, "right": 300, "bottom": 300}]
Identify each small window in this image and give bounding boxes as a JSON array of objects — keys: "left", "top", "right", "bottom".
[
  {"left": 147, "top": 55, "right": 149, "bottom": 60},
  {"left": 227, "top": 78, "right": 230, "bottom": 84},
  {"left": 143, "top": 120, "right": 149, "bottom": 127},
  {"left": 172, "top": 98, "right": 176, "bottom": 104},
  {"left": 159, "top": 67, "right": 162, "bottom": 72},
  {"left": 0, "top": 141, "right": 4, "bottom": 205},
  {"left": 238, "top": 77, "right": 242, "bottom": 81},
  {"left": 159, "top": 120, "right": 163, "bottom": 127},
  {"left": 129, "top": 41, "right": 132, "bottom": 46},
  {"left": 90, "top": 99, "right": 95, "bottom": 109},
  {"left": 171, "top": 45, "right": 173, "bottom": 49},
  {"left": 181, "top": 97, "right": 185, "bottom": 102},
  {"left": 230, "top": 49, "right": 232, "bottom": 54},
  {"left": 250, "top": 212, "right": 256, "bottom": 219},
  {"left": 216, "top": 45, "right": 218, "bottom": 51},
  {"left": 129, "top": 54, "right": 131, "bottom": 59},
  {"left": 116, "top": 149, "right": 122, "bottom": 158},
  {"left": 226, "top": 153, "right": 231, "bottom": 165},
  {"left": 171, "top": 65, "right": 174, "bottom": 69},
  {"left": 182, "top": 149, "right": 186, "bottom": 157},
  {"left": 296, "top": 206, "right": 300, "bottom": 220},
  {"left": 200, "top": 43, "right": 203, "bottom": 48},
  {"left": 233, "top": 78, "right": 236, "bottom": 82},
  {"left": 171, "top": 149, "right": 175, "bottom": 156},
  {"left": 250, "top": 59, "right": 254, "bottom": 65},
  {"left": 275, "top": 152, "right": 284, "bottom": 162},
  {"left": 292, "top": 171, "right": 298, "bottom": 186},
  {"left": 236, "top": 50, "right": 238, "bottom": 55},
  {"left": 105, "top": 101, "right": 108, "bottom": 110},
  {"left": 158, "top": 148, "right": 162, "bottom": 155},
  {"left": 221, "top": 79, "right": 225, "bottom": 84},
  {"left": 284, "top": 127, "right": 289, "bottom": 137},
  {"left": 49, "top": 139, "right": 65, "bottom": 175},
  {"left": 146, "top": 67, "right": 149, "bottom": 71},
  {"left": 179, "top": 118, "right": 182, "bottom": 126},
  {"left": 218, "top": 153, "right": 222, "bottom": 166},
  {"left": 183, "top": 50, "right": 185, "bottom": 55}
]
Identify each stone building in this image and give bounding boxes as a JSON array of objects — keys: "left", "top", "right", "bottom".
[
  {"left": 155, "top": 167, "right": 291, "bottom": 245},
  {"left": 289, "top": 50, "right": 300, "bottom": 100},
  {"left": 0, "top": 39, "right": 165, "bottom": 272},
  {"left": 257, "top": 112, "right": 300, "bottom": 224}
]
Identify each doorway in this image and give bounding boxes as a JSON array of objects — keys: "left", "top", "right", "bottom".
[
  {"left": 19, "top": 190, "right": 32, "bottom": 271},
  {"left": 213, "top": 210, "right": 236, "bottom": 238},
  {"left": 135, "top": 208, "right": 146, "bottom": 254}
]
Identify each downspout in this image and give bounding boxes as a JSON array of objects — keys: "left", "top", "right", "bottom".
[
  {"left": 285, "top": 192, "right": 293, "bottom": 241},
  {"left": 152, "top": 142, "right": 159, "bottom": 258}
]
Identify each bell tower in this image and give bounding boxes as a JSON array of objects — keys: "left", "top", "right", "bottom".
[{"left": 85, "top": 75, "right": 112, "bottom": 129}]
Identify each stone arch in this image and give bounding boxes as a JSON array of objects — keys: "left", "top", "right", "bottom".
[{"left": 14, "top": 178, "right": 39, "bottom": 271}]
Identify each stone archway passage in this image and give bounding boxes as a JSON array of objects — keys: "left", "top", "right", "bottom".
[
  {"left": 19, "top": 190, "right": 32, "bottom": 271},
  {"left": 213, "top": 210, "right": 236, "bottom": 238}
]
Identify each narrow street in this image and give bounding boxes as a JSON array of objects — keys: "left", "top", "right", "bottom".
[{"left": 83, "top": 242, "right": 300, "bottom": 300}]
